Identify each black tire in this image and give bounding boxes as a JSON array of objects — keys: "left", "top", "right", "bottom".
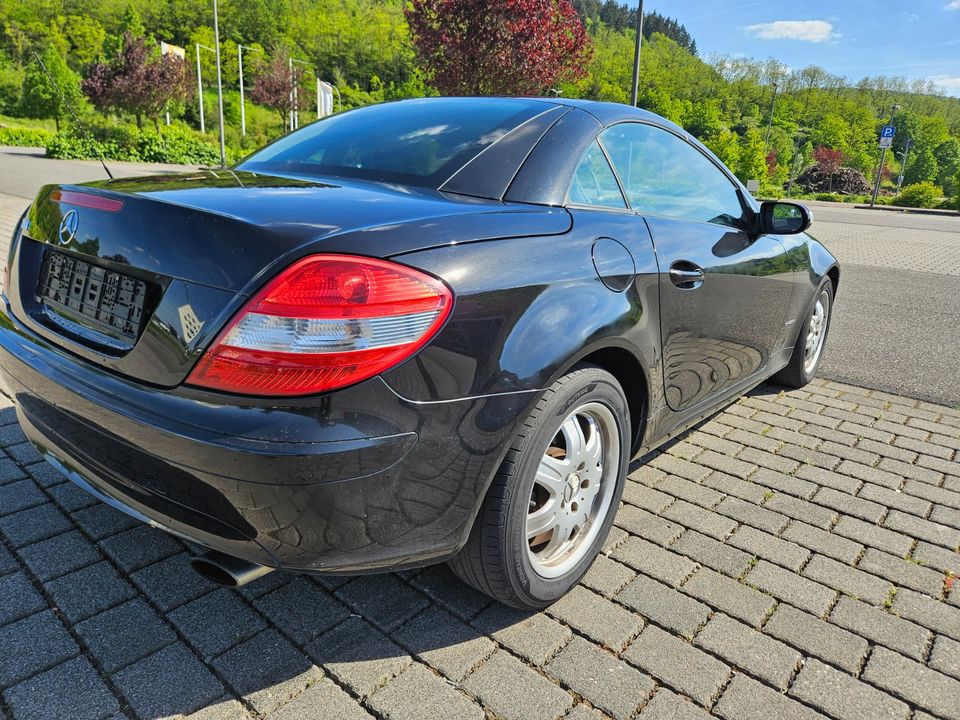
[
  {"left": 774, "top": 279, "right": 834, "bottom": 388},
  {"left": 448, "top": 364, "right": 630, "bottom": 609}
]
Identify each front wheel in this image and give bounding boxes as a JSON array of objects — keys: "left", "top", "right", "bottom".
[
  {"left": 774, "top": 279, "right": 834, "bottom": 388},
  {"left": 448, "top": 364, "right": 630, "bottom": 609}
]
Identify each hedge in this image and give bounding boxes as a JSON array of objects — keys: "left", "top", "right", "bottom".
[
  {"left": 0, "top": 126, "right": 54, "bottom": 147},
  {"left": 46, "top": 124, "right": 224, "bottom": 165}
]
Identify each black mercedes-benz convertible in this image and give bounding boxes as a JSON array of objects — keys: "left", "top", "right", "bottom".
[{"left": 0, "top": 97, "right": 838, "bottom": 609}]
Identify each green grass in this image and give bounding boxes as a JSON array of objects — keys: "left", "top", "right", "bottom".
[{"left": 0, "top": 114, "right": 58, "bottom": 132}]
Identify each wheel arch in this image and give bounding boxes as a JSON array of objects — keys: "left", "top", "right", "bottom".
[
  {"left": 551, "top": 341, "right": 652, "bottom": 457},
  {"left": 826, "top": 264, "right": 840, "bottom": 295}
]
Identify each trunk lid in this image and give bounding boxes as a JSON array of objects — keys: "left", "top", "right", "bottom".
[{"left": 9, "top": 170, "right": 569, "bottom": 388}]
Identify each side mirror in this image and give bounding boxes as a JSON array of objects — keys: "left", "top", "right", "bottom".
[{"left": 759, "top": 201, "right": 812, "bottom": 235}]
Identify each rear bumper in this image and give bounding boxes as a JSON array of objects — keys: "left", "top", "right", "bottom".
[{"left": 0, "top": 303, "right": 535, "bottom": 573}]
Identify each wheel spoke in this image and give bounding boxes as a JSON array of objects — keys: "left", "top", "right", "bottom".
[
  {"left": 582, "top": 416, "right": 603, "bottom": 467},
  {"left": 538, "top": 514, "right": 574, "bottom": 560},
  {"left": 535, "top": 455, "right": 567, "bottom": 496},
  {"left": 527, "top": 500, "right": 559, "bottom": 540},
  {"left": 560, "top": 415, "right": 587, "bottom": 460}
]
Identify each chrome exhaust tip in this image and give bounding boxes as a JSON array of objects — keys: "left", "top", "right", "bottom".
[{"left": 190, "top": 550, "right": 274, "bottom": 588}]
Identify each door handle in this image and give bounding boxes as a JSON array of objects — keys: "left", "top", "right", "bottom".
[{"left": 669, "top": 262, "right": 704, "bottom": 289}]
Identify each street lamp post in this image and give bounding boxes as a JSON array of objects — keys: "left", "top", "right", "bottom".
[
  {"left": 238, "top": 44, "right": 263, "bottom": 136},
  {"left": 896, "top": 138, "right": 912, "bottom": 197},
  {"left": 870, "top": 103, "right": 901, "bottom": 208},
  {"left": 212, "top": 0, "right": 226, "bottom": 167},
  {"left": 629, "top": 0, "right": 644, "bottom": 106},
  {"left": 195, "top": 43, "right": 205, "bottom": 133}
]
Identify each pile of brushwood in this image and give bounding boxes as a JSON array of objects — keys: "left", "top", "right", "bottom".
[{"left": 793, "top": 164, "right": 872, "bottom": 195}]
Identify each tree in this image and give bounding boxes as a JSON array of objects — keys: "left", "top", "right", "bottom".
[
  {"left": 405, "top": 0, "right": 591, "bottom": 96},
  {"left": 249, "top": 48, "right": 312, "bottom": 126},
  {"left": 684, "top": 99, "right": 723, "bottom": 139},
  {"left": 704, "top": 129, "right": 740, "bottom": 171},
  {"left": 903, "top": 147, "right": 939, "bottom": 186},
  {"left": 813, "top": 146, "right": 845, "bottom": 191},
  {"left": 934, "top": 137, "right": 960, "bottom": 196},
  {"left": 736, "top": 127, "right": 768, "bottom": 185},
  {"left": 19, "top": 46, "right": 83, "bottom": 131},
  {"left": 63, "top": 16, "right": 106, "bottom": 70},
  {"left": 83, "top": 33, "right": 190, "bottom": 130},
  {"left": 642, "top": 11, "right": 696, "bottom": 55}
]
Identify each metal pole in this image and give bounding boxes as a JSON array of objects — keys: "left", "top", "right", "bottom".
[
  {"left": 896, "top": 138, "right": 911, "bottom": 196},
  {"left": 629, "top": 0, "right": 644, "bottom": 106},
  {"left": 288, "top": 57, "right": 293, "bottom": 132},
  {"left": 196, "top": 43, "right": 204, "bottom": 133},
  {"left": 317, "top": 77, "right": 321, "bottom": 118},
  {"left": 870, "top": 104, "right": 899, "bottom": 208},
  {"left": 238, "top": 45, "right": 245, "bottom": 136},
  {"left": 212, "top": 0, "right": 226, "bottom": 167},
  {"left": 763, "top": 83, "right": 778, "bottom": 154}
]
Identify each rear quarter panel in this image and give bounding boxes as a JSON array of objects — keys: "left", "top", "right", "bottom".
[{"left": 382, "top": 210, "right": 662, "bottom": 408}]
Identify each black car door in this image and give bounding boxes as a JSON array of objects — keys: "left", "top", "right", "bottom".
[{"left": 599, "top": 122, "right": 794, "bottom": 412}]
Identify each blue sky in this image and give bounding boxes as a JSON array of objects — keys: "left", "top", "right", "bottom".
[{"left": 640, "top": 0, "right": 960, "bottom": 96}]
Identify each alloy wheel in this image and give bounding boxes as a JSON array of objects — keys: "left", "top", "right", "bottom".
[
  {"left": 803, "top": 288, "right": 831, "bottom": 375},
  {"left": 526, "top": 402, "right": 620, "bottom": 578}
]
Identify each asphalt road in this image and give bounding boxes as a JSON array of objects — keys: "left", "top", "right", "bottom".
[
  {"left": 0, "top": 147, "right": 957, "bottom": 405},
  {"left": 808, "top": 203, "right": 960, "bottom": 407},
  {"left": 0, "top": 146, "right": 195, "bottom": 200}
]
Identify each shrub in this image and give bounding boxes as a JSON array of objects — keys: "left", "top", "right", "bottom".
[
  {"left": 895, "top": 182, "right": 943, "bottom": 209},
  {"left": 814, "top": 192, "right": 842, "bottom": 202},
  {"left": 46, "top": 133, "right": 134, "bottom": 161},
  {"left": 46, "top": 123, "right": 224, "bottom": 165},
  {"left": 136, "top": 126, "right": 221, "bottom": 165},
  {"left": 0, "top": 126, "right": 54, "bottom": 147}
]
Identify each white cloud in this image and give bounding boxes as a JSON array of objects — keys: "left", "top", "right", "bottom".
[
  {"left": 745, "top": 20, "right": 839, "bottom": 43},
  {"left": 946, "top": 1, "right": 960, "bottom": 9},
  {"left": 930, "top": 74, "right": 960, "bottom": 95}
]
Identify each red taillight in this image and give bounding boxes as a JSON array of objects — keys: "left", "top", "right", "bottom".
[{"left": 186, "top": 255, "right": 453, "bottom": 396}]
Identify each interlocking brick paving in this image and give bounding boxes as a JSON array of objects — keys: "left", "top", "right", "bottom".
[{"left": 1, "top": 379, "right": 960, "bottom": 719}]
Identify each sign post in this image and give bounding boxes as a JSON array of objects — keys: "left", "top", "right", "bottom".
[{"left": 870, "top": 107, "right": 899, "bottom": 208}]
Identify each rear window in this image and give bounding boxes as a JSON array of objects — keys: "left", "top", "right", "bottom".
[{"left": 238, "top": 98, "right": 548, "bottom": 187}]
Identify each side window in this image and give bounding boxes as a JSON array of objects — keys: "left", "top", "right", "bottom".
[
  {"left": 567, "top": 141, "right": 627, "bottom": 209},
  {"left": 600, "top": 123, "right": 743, "bottom": 227}
]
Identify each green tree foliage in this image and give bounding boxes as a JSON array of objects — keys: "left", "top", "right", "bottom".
[
  {"left": 904, "top": 147, "right": 939, "bottom": 186},
  {"left": 63, "top": 16, "right": 106, "bottom": 69},
  {"left": 934, "top": 138, "right": 960, "bottom": 195},
  {"left": 736, "top": 127, "right": 768, "bottom": 184},
  {"left": 570, "top": 3, "right": 696, "bottom": 54},
  {"left": 703, "top": 129, "right": 740, "bottom": 170},
  {"left": 18, "top": 46, "right": 83, "bottom": 130}
]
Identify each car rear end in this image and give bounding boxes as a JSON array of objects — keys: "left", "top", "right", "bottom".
[
  {"left": 0, "top": 97, "right": 577, "bottom": 575},
  {"left": 0, "top": 182, "right": 509, "bottom": 574}
]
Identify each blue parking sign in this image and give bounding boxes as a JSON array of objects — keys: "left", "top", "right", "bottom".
[{"left": 881, "top": 125, "right": 896, "bottom": 138}]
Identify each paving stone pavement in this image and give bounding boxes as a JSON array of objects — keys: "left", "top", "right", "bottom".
[{"left": 0, "top": 379, "right": 958, "bottom": 720}]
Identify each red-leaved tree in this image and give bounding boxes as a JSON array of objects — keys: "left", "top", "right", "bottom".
[
  {"left": 83, "top": 33, "right": 191, "bottom": 131},
  {"left": 813, "top": 146, "right": 845, "bottom": 192},
  {"left": 405, "top": 0, "right": 591, "bottom": 96},
  {"left": 250, "top": 48, "right": 312, "bottom": 127}
]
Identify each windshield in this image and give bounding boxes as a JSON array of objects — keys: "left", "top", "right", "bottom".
[{"left": 238, "top": 97, "right": 548, "bottom": 187}]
